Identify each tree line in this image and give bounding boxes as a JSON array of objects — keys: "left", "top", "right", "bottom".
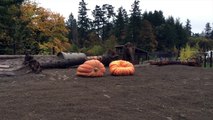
[{"left": 1, "top": 0, "right": 213, "bottom": 55}]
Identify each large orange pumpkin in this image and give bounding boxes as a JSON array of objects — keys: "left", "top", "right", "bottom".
[
  {"left": 109, "top": 60, "right": 135, "bottom": 76},
  {"left": 76, "top": 59, "right": 106, "bottom": 77}
]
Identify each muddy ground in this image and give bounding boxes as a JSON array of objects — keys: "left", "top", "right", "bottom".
[{"left": 0, "top": 57, "right": 213, "bottom": 120}]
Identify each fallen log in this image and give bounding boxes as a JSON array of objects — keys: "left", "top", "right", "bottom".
[
  {"left": 0, "top": 55, "right": 25, "bottom": 59},
  {"left": 0, "top": 55, "right": 55, "bottom": 59},
  {"left": 41, "top": 59, "right": 86, "bottom": 68},
  {"left": 41, "top": 52, "right": 87, "bottom": 68},
  {"left": 149, "top": 60, "right": 201, "bottom": 67},
  {"left": 53, "top": 51, "right": 119, "bottom": 67},
  {"left": 57, "top": 52, "right": 86, "bottom": 60}
]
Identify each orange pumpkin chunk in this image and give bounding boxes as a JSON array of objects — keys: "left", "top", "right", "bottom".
[
  {"left": 76, "top": 60, "right": 106, "bottom": 77},
  {"left": 109, "top": 60, "right": 135, "bottom": 76}
]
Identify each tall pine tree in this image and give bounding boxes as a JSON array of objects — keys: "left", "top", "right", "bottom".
[
  {"left": 115, "top": 7, "right": 128, "bottom": 44},
  {"left": 142, "top": 10, "right": 165, "bottom": 27},
  {"left": 139, "top": 20, "right": 157, "bottom": 52},
  {"left": 175, "top": 19, "right": 188, "bottom": 49},
  {"left": 66, "top": 13, "right": 78, "bottom": 45},
  {"left": 155, "top": 16, "right": 177, "bottom": 51},
  {"left": 92, "top": 5, "right": 106, "bottom": 40},
  {"left": 210, "top": 27, "right": 213, "bottom": 39},
  {"left": 78, "top": 0, "right": 90, "bottom": 48},
  {"left": 185, "top": 19, "right": 192, "bottom": 37},
  {"left": 204, "top": 22, "right": 211, "bottom": 38},
  {"left": 102, "top": 4, "right": 115, "bottom": 41},
  {"left": 129, "top": 0, "right": 142, "bottom": 45}
]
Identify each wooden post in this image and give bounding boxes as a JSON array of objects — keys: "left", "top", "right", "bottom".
[
  {"left": 210, "top": 51, "right": 212, "bottom": 68},
  {"left": 13, "top": 43, "right": 16, "bottom": 55},
  {"left": 52, "top": 47, "right": 55, "bottom": 55},
  {"left": 204, "top": 53, "right": 207, "bottom": 68}
]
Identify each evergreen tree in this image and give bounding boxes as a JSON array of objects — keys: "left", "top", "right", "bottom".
[
  {"left": 152, "top": 10, "right": 165, "bottom": 26},
  {"left": 114, "top": 7, "right": 128, "bottom": 44},
  {"left": 66, "top": 13, "right": 78, "bottom": 45},
  {"left": 102, "top": 4, "right": 115, "bottom": 23},
  {"left": 92, "top": 5, "right": 106, "bottom": 40},
  {"left": 78, "top": 0, "right": 90, "bottom": 47},
  {"left": 139, "top": 20, "right": 157, "bottom": 51},
  {"left": 175, "top": 19, "right": 188, "bottom": 49},
  {"left": 155, "top": 17, "right": 178, "bottom": 51},
  {"left": 210, "top": 29, "right": 213, "bottom": 39},
  {"left": 204, "top": 22, "right": 211, "bottom": 38},
  {"left": 185, "top": 19, "right": 192, "bottom": 37},
  {"left": 0, "top": 0, "right": 24, "bottom": 54},
  {"left": 129, "top": 0, "right": 142, "bottom": 45},
  {"left": 157, "top": 24, "right": 175, "bottom": 51},
  {"left": 87, "top": 31, "right": 102, "bottom": 46},
  {"left": 102, "top": 4, "right": 115, "bottom": 40},
  {"left": 142, "top": 10, "right": 165, "bottom": 27},
  {"left": 211, "top": 23, "right": 213, "bottom": 39},
  {"left": 166, "top": 16, "right": 175, "bottom": 25}
]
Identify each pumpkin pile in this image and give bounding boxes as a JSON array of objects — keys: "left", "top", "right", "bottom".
[
  {"left": 109, "top": 60, "right": 135, "bottom": 76},
  {"left": 76, "top": 59, "right": 106, "bottom": 77}
]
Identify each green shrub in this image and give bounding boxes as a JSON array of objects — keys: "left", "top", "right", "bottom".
[
  {"left": 180, "top": 44, "right": 199, "bottom": 61},
  {"left": 86, "top": 45, "right": 105, "bottom": 56},
  {"left": 69, "top": 44, "right": 79, "bottom": 52}
]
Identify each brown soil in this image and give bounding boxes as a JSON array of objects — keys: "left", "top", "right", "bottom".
[{"left": 0, "top": 58, "right": 213, "bottom": 120}]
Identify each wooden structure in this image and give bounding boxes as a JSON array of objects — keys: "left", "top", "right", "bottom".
[
  {"left": 134, "top": 48, "right": 149, "bottom": 63},
  {"left": 115, "top": 43, "right": 148, "bottom": 64}
]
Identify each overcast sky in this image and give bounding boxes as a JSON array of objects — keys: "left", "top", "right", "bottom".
[{"left": 34, "top": 0, "right": 213, "bottom": 33}]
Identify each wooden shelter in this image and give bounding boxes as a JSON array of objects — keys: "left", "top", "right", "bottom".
[{"left": 115, "top": 44, "right": 149, "bottom": 64}]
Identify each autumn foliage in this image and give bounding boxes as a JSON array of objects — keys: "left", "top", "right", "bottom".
[{"left": 20, "top": 1, "right": 71, "bottom": 54}]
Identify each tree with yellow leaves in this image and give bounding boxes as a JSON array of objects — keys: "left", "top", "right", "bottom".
[{"left": 20, "top": 1, "right": 71, "bottom": 54}]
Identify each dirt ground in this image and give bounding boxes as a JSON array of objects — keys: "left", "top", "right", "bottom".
[{"left": 0, "top": 57, "right": 213, "bottom": 120}]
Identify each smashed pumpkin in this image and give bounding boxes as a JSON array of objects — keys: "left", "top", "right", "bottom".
[
  {"left": 109, "top": 60, "right": 135, "bottom": 76},
  {"left": 76, "top": 59, "right": 106, "bottom": 77}
]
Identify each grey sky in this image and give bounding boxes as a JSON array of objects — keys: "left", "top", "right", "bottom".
[{"left": 35, "top": 0, "right": 213, "bottom": 33}]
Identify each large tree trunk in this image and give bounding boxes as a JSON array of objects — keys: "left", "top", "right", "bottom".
[
  {"left": 0, "top": 55, "right": 55, "bottom": 59},
  {"left": 41, "top": 52, "right": 87, "bottom": 68},
  {"left": 0, "top": 55, "right": 25, "bottom": 59},
  {"left": 41, "top": 59, "right": 86, "bottom": 68}
]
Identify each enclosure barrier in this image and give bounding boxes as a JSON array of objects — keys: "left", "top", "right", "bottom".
[{"left": 203, "top": 51, "right": 213, "bottom": 68}]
